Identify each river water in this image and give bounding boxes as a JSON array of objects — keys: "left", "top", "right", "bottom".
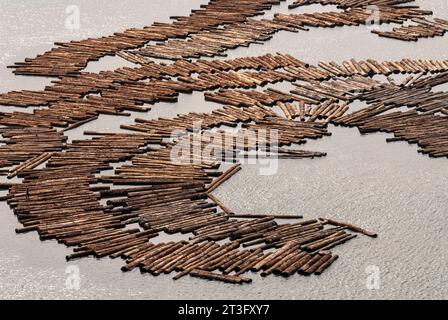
[{"left": 0, "top": 0, "right": 447, "bottom": 299}]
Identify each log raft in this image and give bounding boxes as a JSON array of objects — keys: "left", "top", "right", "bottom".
[{"left": 3, "top": 0, "right": 448, "bottom": 285}]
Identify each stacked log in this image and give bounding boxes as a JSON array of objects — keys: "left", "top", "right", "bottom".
[
  {"left": 138, "top": 5, "right": 432, "bottom": 61},
  {"left": 0, "top": 127, "right": 65, "bottom": 168},
  {"left": 289, "top": 0, "right": 417, "bottom": 10},
  {"left": 2, "top": 55, "right": 447, "bottom": 125},
  {"left": 1, "top": 54, "right": 332, "bottom": 135},
  {"left": 8, "top": 132, "right": 161, "bottom": 248},
  {"left": 0, "top": 53, "right": 320, "bottom": 108},
  {"left": 120, "top": 232, "right": 357, "bottom": 282},
  {"left": 242, "top": 116, "right": 331, "bottom": 146},
  {"left": 318, "top": 59, "right": 448, "bottom": 77},
  {"left": 372, "top": 18, "right": 448, "bottom": 41},
  {"left": 204, "top": 87, "right": 319, "bottom": 107},
  {"left": 305, "top": 101, "right": 349, "bottom": 123},
  {"left": 0, "top": 103, "right": 378, "bottom": 285},
  {"left": 356, "top": 110, "right": 448, "bottom": 158},
  {"left": 120, "top": 104, "right": 276, "bottom": 136},
  {"left": 168, "top": 129, "right": 327, "bottom": 162},
  {"left": 4, "top": 0, "right": 444, "bottom": 86},
  {"left": 7, "top": 152, "right": 53, "bottom": 179},
  {"left": 10, "top": 0, "right": 285, "bottom": 76},
  {"left": 99, "top": 145, "right": 229, "bottom": 235}
]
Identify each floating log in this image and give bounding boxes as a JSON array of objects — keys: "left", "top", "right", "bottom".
[
  {"left": 189, "top": 269, "right": 252, "bottom": 284},
  {"left": 320, "top": 218, "right": 378, "bottom": 238}
]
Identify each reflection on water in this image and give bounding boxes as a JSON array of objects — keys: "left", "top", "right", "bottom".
[{"left": 0, "top": 0, "right": 447, "bottom": 299}]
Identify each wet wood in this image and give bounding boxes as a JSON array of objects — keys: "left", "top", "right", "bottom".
[
  {"left": 320, "top": 218, "right": 378, "bottom": 238},
  {"left": 5, "top": 0, "right": 448, "bottom": 286},
  {"left": 190, "top": 269, "right": 252, "bottom": 284}
]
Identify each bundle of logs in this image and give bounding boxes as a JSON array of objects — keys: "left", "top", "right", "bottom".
[
  {"left": 288, "top": 0, "right": 416, "bottom": 10},
  {"left": 136, "top": 5, "right": 433, "bottom": 60},
  {"left": 8, "top": 0, "right": 286, "bottom": 76},
  {"left": 3, "top": 126, "right": 376, "bottom": 283},
  {"left": 372, "top": 18, "right": 448, "bottom": 41},
  {"left": 2, "top": 54, "right": 448, "bottom": 111},
  {"left": 0, "top": 127, "right": 65, "bottom": 168},
  {"left": 7, "top": 0, "right": 448, "bottom": 76},
  {"left": 121, "top": 219, "right": 375, "bottom": 283}
]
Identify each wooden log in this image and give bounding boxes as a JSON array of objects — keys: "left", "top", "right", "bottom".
[
  {"left": 314, "top": 254, "right": 339, "bottom": 275},
  {"left": 320, "top": 218, "right": 377, "bottom": 237},
  {"left": 189, "top": 269, "right": 252, "bottom": 284}
]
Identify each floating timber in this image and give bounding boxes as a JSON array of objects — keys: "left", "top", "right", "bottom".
[{"left": 1, "top": 0, "right": 448, "bottom": 285}]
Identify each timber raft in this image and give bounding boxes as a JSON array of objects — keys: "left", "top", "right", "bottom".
[{"left": 0, "top": 0, "right": 447, "bottom": 284}]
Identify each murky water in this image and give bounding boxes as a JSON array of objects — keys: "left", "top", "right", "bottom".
[{"left": 0, "top": 0, "right": 447, "bottom": 299}]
